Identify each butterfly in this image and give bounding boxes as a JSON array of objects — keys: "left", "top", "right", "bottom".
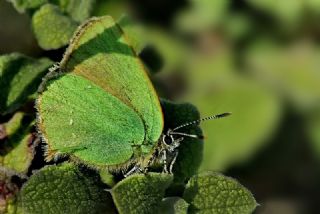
[{"left": 36, "top": 16, "right": 230, "bottom": 176}]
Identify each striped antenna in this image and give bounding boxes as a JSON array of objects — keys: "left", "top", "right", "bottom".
[{"left": 172, "top": 112, "right": 232, "bottom": 131}]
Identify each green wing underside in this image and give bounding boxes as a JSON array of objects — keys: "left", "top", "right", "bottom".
[
  {"left": 39, "top": 74, "right": 146, "bottom": 165},
  {"left": 38, "top": 16, "right": 163, "bottom": 167},
  {"left": 60, "top": 16, "right": 163, "bottom": 144}
]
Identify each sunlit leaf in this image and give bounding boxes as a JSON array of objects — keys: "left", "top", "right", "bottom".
[
  {"left": 0, "top": 112, "right": 36, "bottom": 175},
  {"left": 50, "top": 0, "right": 95, "bottom": 22},
  {"left": 92, "top": 0, "right": 126, "bottom": 19},
  {"left": 185, "top": 49, "right": 281, "bottom": 171},
  {"left": 32, "top": 4, "right": 78, "bottom": 50},
  {"left": 176, "top": 0, "right": 230, "bottom": 32},
  {"left": 188, "top": 76, "right": 281, "bottom": 171},
  {"left": 118, "top": 15, "right": 146, "bottom": 54},
  {"left": 246, "top": 40, "right": 320, "bottom": 111}
]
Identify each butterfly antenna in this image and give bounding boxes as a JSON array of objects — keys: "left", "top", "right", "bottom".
[{"left": 172, "top": 112, "right": 232, "bottom": 131}]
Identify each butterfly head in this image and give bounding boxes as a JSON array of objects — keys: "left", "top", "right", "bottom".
[
  {"left": 126, "top": 112, "right": 232, "bottom": 176},
  {"left": 160, "top": 112, "right": 232, "bottom": 153}
]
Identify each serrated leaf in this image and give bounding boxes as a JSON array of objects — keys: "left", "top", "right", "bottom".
[
  {"left": 0, "top": 53, "right": 52, "bottom": 115},
  {"left": 183, "top": 172, "right": 257, "bottom": 214},
  {"left": 9, "top": 0, "right": 47, "bottom": 13},
  {"left": 161, "top": 100, "right": 203, "bottom": 184},
  {"left": 117, "top": 15, "right": 146, "bottom": 54},
  {"left": 158, "top": 197, "right": 189, "bottom": 214},
  {"left": 32, "top": 4, "right": 78, "bottom": 50},
  {"left": 0, "top": 112, "right": 36, "bottom": 175},
  {"left": 111, "top": 173, "right": 173, "bottom": 214},
  {"left": 50, "top": 0, "right": 96, "bottom": 22},
  {"left": 19, "top": 163, "right": 115, "bottom": 214}
]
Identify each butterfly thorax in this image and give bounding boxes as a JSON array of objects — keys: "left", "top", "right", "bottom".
[{"left": 125, "top": 129, "right": 183, "bottom": 177}]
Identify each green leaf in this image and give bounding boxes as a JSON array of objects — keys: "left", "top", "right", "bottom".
[
  {"left": 147, "top": 30, "right": 186, "bottom": 74},
  {"left": 184, "top": 48, "right": 281, "bottom": 170},
  {"left": 247, "top": 0, "right": 303, "bottom": 27},
  {"left": 308, "top": 0, "right": 320, "bottom": 14},
  {"left": 183, "top": 172, "right": 257, "bottom": 214},
  {"left": 190, "top": 77, "right": 281, "bottom": 171},
  {"left": 50, "top": 0, "right": 96, "bottom": 22},
  {"left": 246, "top": 40, "right": 320, "bottom": 112},
  {"left": 0, "top": 53, "right": 52, "bottom": 115},
  {"left": 117, "top": 15, "right": 146, "bottom": 54},
  {"left": 111, "top": 173, "right": 173, "bottom": 214},
  {"left": 10, "top": 0, "right": 96, "bottom": 49},
  {"left": 0, "top": 112, "right": 36, "bottom": 175},
  {"left": 223, "top": 13, "right": 252, "bottom": 41},
  {"left": 32, "top": 4, "right": 78, "bottom": 50},
  {"left": 247, "top": 0, "right": 320, "bottom": 28},
  {"left": 9, "top": 0, "right": 47, "bottom": 13},
  {"left": 18, "top": 163, "right": 115, "bottom": 214},
  {"left": 158, "top": 197, "right": 189, "bottom": 214},
  {"left": 176, "top": 0, "right": 230, "bottom": 32},
  {"left": 91, "top": 0, "right": 126, "bottom": 18},
  {"left": 161, "top": 100, "right": 203, "bottom": 184},
  {"left": 184, "top": 47, "right": 281, "bottom": 171}
]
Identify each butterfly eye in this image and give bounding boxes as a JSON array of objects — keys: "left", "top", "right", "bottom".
[{"left": 163, "top": 135, "right": 173, "bottom": 145}]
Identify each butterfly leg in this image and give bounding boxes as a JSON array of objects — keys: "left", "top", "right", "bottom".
[
  {"left": 162, "top": 150, "right": 168, "bottom": 173},
  {"left": 167, "top": 137, "right": 183, "bottom": 173},
  {"left": 169, "top": 150, "right": 178, "bottom": 174},
  {"left": 124, "top": 164, "right": 143, "bottom": 177}
]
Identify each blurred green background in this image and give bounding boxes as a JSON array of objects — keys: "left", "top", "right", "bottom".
[{"left": 1, "top": 0, "right": 320, "bottom": 213}]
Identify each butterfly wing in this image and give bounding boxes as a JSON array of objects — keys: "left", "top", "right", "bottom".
[
  {"left": 38, "top": 74, "right": 146, "bottom": 166},
  {"left": 60, "top": 16, "right": 163, "bottom": 144},
  {"left": 37, "top": 16, "right": 163, "bottom": 166}
]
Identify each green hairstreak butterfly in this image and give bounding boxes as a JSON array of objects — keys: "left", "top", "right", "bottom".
[{"left": 36, "top": 16, "right": 230, "bottom": 176}]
